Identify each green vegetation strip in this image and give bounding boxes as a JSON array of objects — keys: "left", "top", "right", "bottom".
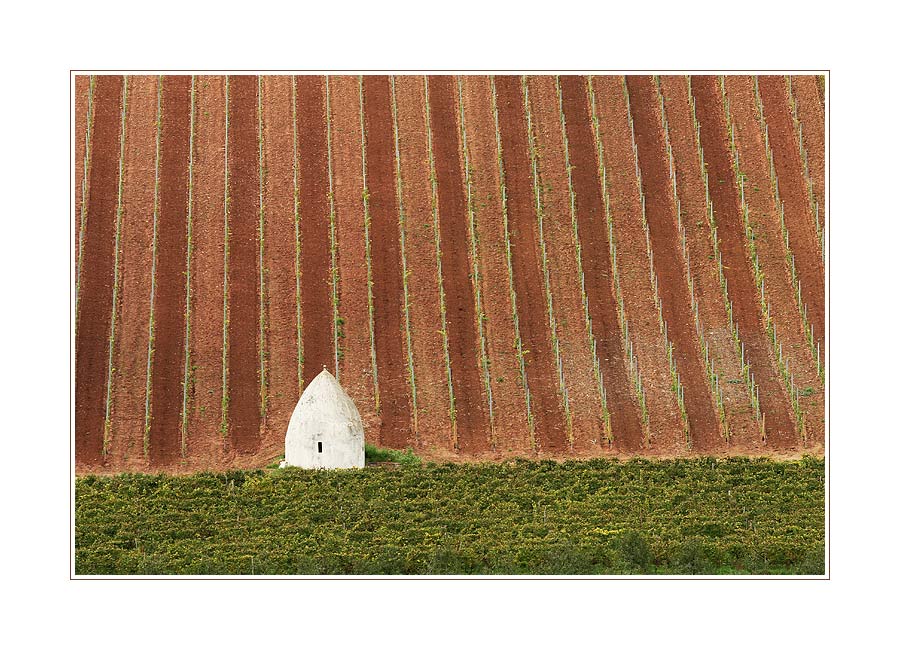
[
  {"left": 103, "top": 75, "right": 130, "bottom": 457},
  {"left": 75, "top": 75, "right": 96, "bottom": 322},
  {"left": 76, "top": 456, "right": 824, "bottom": 575}
]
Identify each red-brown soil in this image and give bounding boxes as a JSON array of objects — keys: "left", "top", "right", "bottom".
[
  {"left": 183, "top": 76, "right": 227, "bottom": 467},
  {"left": 625, "top": 76, "right": 720, "bottom": 450},
  {"left": 458, "top": 76, "right": 531, "bottom": 454},
  {"left": 362, "top": 75, "right": 414, "bottom": 448},
  {"left": 526, "top": 75, "right": 604, "bottom": 452},
  {"left": 790, "top": 75, "right": 825, "bottom": 241},
  {"left": 75, "top": 75, "right": 91, "bottom": 288},
  {"left": 330, "top": 76, "right": 379, "bottom": 437},
  {"left": 758, "top": 75, "right": 825, "bottom": 347},
  {"left": 295, "top": 76, "right": 335, "bottom": 387},
  {"left": 493, "top": 75, "right": 568, "bottom": 452},
  {"left": 591, "top": 75, "right": 683, "bottom": 453},
  {"left": 724, "top": 76, "right": 823, "bottom": 446},
  {"left": 225, "top": 75, "right": 262, "bottom": 454},
  {"left": 558, "top": 75, "right": 644, "bottom": 452},
  {"left": 106, "top": 75, "right": 157, "bottom": 470},
  {"left": 690, "top": 76, "right": 797, "bottom": 449},
  {"left": 76, "top": 75, "right": 825, "bottom": 472},
  {"left": 260, "top": 76, "right": 299, "bottom": 455},
  {"left": 147, "top": 75, "right": 191, "bottom": 466},
  {"left": 391, "top": 76, "right": 453, "bottom": 453},
  {"left": 657, "top": 76, "right": 757, "bottom": 448},
  {"left": 75, "top": 75, "right": 124, "bottom": 467},
  {"left": 426, "top": 75, "right": 491, "bottom": 453}
]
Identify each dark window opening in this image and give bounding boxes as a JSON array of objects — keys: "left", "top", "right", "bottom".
[{"left": 317, "top": 442, "right": 323, "bottom": 453}]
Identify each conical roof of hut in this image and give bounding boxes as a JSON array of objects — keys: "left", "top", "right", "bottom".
[{"left": 290, "top": 367, "right": 363, "bottom": 429}]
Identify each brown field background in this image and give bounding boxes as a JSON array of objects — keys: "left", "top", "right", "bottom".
[{"left": 74, "top": 74, "right": 825, "bottom": 472}]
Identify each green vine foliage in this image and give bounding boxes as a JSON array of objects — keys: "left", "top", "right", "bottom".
[{"left": 76, "top": 457, "right": 824, "bottom": 575}]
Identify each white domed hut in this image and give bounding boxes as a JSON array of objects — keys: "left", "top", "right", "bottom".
[{"left": 284, "top": 368, "right": 365, "bottom": 469}]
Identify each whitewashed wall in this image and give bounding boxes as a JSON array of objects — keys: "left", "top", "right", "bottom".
[{"left": 284, "top": 369, "right": 365, "bottom": 469}]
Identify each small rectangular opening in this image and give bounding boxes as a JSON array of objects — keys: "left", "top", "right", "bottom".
[{"left": 317, "top": 441, "right": 323, "bottom": 453}]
